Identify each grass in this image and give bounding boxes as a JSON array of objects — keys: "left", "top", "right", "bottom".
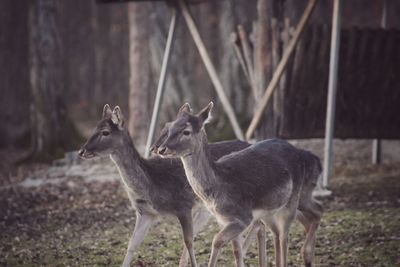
[{"left": 0, "top": 163, "right": 399, "bottom": 266}]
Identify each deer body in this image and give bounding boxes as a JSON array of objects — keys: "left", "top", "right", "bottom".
[
  {"left": 79, "top": 104, "right": 253, "bottom": 267},
  {"left": 182, "top": 140, "right": 300, "bottom": 218},
  {"left": 157, "top": 102, "right": 323, "bottom": 267},
  {"left": 180, "top": 138, "right": 303, "bottom": 267}
]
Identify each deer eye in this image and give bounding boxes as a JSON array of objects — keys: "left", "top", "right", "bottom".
[
  {"left": 102, "top": 131, "right": 110, "bottom": 136},
  {"left": 183, "top": 130, "right": 191, "bottom": 136}
]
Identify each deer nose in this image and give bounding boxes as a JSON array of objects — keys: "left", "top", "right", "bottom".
[
  {"left": 78, "top": 148, "right": 85, "bottom": 157},
  {"left": 158, "top": 146, "right": 167, "bottom": 155},
  {"left": 150, "top": 145, "right": 157, "bottom": 154}
]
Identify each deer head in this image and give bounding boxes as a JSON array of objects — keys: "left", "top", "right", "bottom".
[
  {"left": 156, "top": 102, "right": 213, "bottom": 158},
  {"left": 150, "top": 103, "right": 195, "bottom": 155},
  {"left": 78, "top": 104, "right": 126, "bottom": 159}
]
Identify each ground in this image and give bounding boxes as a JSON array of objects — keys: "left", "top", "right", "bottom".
[{"left": 0, "top": 146, "right": 399, "bottom": 267}]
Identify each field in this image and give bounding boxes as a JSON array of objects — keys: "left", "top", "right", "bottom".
[{"left": 0, "top": 147, "right": 399, "bottom": 267}]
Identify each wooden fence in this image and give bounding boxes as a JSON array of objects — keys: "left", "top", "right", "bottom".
[{"left": 261, "top": 25, "right": 400, "bottom": 139}]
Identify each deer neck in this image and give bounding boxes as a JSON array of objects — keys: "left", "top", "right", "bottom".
[
  {"left": 110, "top": 131, "right": 150, "bottom": 197},
  {"left": 181, "top": 131, "right": 218, "bottom": 201}
]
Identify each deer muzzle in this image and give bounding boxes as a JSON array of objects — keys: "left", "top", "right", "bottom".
[
  {"left": 78, "top": 148, "right": 95, "bottom": 159},
  {"left": 157, "top": 146, "right": 173, "bottom": 157}
]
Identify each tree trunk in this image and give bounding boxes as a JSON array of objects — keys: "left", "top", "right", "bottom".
[
  {"left": 253, "top": 0, "right": 285, "bottom": 139},
  {"left": 253, "top": 0, "right": 273, "bottom": 139},
  {"left": 254, "top": 0, "right": 273, "bottom": 101},
  {"left": 127, "top": 3, "right": 154, "bottom": 150},
  {"left": 29, "top": 0, "right": 80, "bottom": 160}
]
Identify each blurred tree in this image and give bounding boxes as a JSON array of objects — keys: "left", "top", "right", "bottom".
[
  {"left": 0, "top": 0, "right": 30, "bottom": 148},
  {"left": 28, "top": 0, "right": 81, "bottom": 160},
  {"left": 2, "top": 0, "right": 399, "bottom": 152},
  {"left": 127, "top": 3, "right": 155, "bottom": 148}
]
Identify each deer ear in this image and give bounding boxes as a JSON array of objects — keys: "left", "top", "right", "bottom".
[
  {"left": 103, "top": 104, "right": 112, "bottom": 119},
  {"left": 197, "top": 102, "right": 213, "bottom": 126},
  {"left": 111, "top": 106, "right": 124, "bottom": 129},
  {"left": 177, "top": 103, "right": 192, "bottom": 117}
]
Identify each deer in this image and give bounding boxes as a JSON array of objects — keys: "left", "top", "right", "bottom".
[
  {"left": 156, "top": 102, "right": 323, "bottom": 267},
  {"left": 78, "top": 104, "right": 263, "bottom": 267}
]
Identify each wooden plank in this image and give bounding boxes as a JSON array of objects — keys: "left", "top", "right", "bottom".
[
  {"left": 178, "top": 0, "right": 244, "bottom": 140},
  {"left": 231, "top": 32, "right": 251, "bottom": 84}
]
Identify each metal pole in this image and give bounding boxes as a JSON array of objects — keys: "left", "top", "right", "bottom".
[
  {"left": 322, "top": 0, "right": 342, "bottom": 187},
  {"left": 372, "top": 0, "right": 387, "bottom": 165},
  {"left": 245, "top": 0, "right": 317, "bottom": 140},
  {"left": 178, "top": 0, "right": 244, "bottom": 140},
  {"left": 144, "top": 8, "right": 178, "bottom": 158},
  {"left": 372, "top": 140, "right": 381, "bottom": 164}
]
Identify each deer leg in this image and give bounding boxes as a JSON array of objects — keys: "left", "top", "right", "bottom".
[
  {"left": 264, "top": 219, "right": 281, "bottom": 267},
  {"left": 278, "top": 227, "right": 289, "bottom": 267},
  {"left": 208, "top": 221, "right": 247, "bottom": 267},
  {"left": 275, "top": 208, "right": 296, "bottom": 267},
  {"left": 297, "top": 201, "right": 322, "bottom": 267},
  {"left": 241, "top": 220, "right": 261, "bottom": 254},
  {"left": 256, "top": 222, "right": 267, "bottom": 267},
  {"left": 179, "top": 209, "right": 211, "bottom": 267},
  {"left": 240, "top": 220, "right": 267, "bottom": 267},
  {"left": 302, "top": 221, "right": 319, "bottom": 267},
  {"left": 178, "top": 213, "right": 198, "bottom": 267},
  {"left": 121, "top": 212, "right": 154, "bottom": 267},
  {"left": 231, "top": 237, "right": 245, "bottom": 267}
]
